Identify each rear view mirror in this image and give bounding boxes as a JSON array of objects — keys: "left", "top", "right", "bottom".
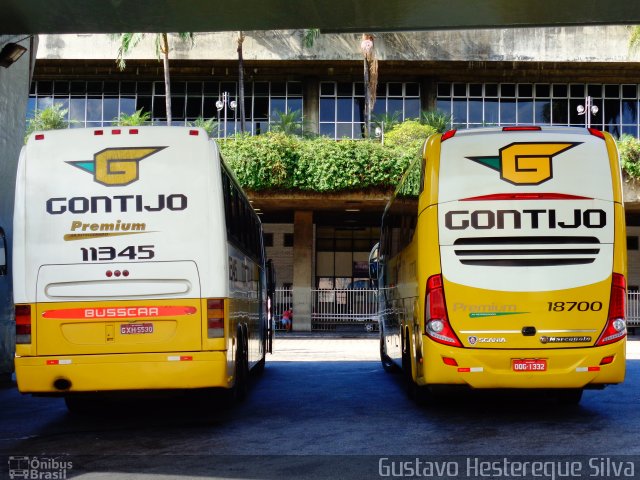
[{"left": 0, "top": 228, "right": 6, "bottom": 276}]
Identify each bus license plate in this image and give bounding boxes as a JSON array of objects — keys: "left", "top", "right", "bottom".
[
  {"left": 120, "top": 323, "right": 154, "bottom": 335},
  {"left": 512, "top": 359, "right": 547, "bottom": 372}
]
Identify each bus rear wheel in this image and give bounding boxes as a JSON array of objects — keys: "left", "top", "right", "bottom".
[
  {"left": 380, "top": 333, "right": 398, "bottom": 373},
  {"left": 556, "top": 388, "right": 583, "bottom": 405},
  {"left": 232, "top": 330, "right": 249, "bottom": 402}
]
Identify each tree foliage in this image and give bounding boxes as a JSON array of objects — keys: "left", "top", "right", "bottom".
[
  {"left": 219, "top": 132, "right": 418, "bottom": 193},
  {"left": 113, "top": 109, "right": 151, "bottom": 126},
  {"left": 24, "top": 103, "right": 69, "bottom": 143},
  {"left": 618, "top": 134, "right": 640, "bottom": 179},
  {"left": 384, "top": 120, "right": 437, "bottom": 148}
]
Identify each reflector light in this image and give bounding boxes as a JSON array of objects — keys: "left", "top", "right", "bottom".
[
  {"left": 168, "top": 355, "right": 193, "bottom": 361},
  {"left": 15, "top": 304, "right": 32, "bottom": 344},
  {"left": 94, "top": 130, "right": 104, "bottom": 136},
  {"left": 588, "top": 128, "right": 605, "bottom": 140},
  {"left": 424, "top": 274, "right": 462, "bottom": 347},
  {"left": 457, "top": 367, "right": 471, "bottom": 373},
  {"left": 106, "top": 270, "right": 113, "bottom": 277},
  {"left": 207, "top": 298, "right": 225, "bottom": 338},
  {"left": 442, "top": 357, "right": 458, "bottom": 366},
  {"left": 123, "top": 270, "right": 130, "bottom": 277},
  {"left": 596, "top": 273, "right": 627, "bottom": 346},
  {"left": 112, "top": 129, "right": 121, "bottom": 135},
  {"left": 129, "top": 129, "right": 139, "bottom": 135},
  {"left": 441, "top": 129, "right": 457, "bottom": 142},
  {"left": 189, "top": 130, "right": 199, "bottom": 136},
  {"left": 588, "top": 366, "right": 601, "bottom": 372},
  {"left": 502, "top": 126, "right": 541, "bottom": 131},
  {"left": 600, "top": 356, "right": 615, "bottom": 365},
  {"left": 46, "top": 360, "right": 59, "bottom": 365},
  {"left": 35, "top": 134, "right": 45, "bottom": 140},
  {"left": 114, "top": 270, "right": 121, "bottom": 277},
  {"left": 461, "top": 193, "right": 591, "bottom": 201}
]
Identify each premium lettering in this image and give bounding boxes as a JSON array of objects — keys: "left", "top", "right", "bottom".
[
  {"left": 46, "top": 194, "right": 187, "bottom": 214},
  {"left": 444, "top": 209, "right": 606, "bottom": 230},
  {"left": 70, "top": 220, "right": 146, "bottom": 232}
]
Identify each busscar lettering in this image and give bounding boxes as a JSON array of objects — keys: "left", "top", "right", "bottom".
[
  {"left": 46, "top": 194, "right": 187, "bottom": 214},
  {"left": 444, "top": 209, "right": 606, "bottom": 230},
  {"left": 85, "top": 307, "right": 160, "bottom": 318}
]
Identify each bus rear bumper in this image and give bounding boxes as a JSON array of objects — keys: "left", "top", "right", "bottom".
[
  {"left": 420, "top": 339, "right": 626, "bottom": 389},
  {"left": 14, "top": 351, "right": 230, "bottom": 394}
]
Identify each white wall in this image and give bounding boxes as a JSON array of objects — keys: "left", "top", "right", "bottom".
[{"left": 0, "top": 35, "right": 36, "bottom": 381}]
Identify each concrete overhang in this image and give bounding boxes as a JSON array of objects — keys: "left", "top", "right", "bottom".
[{"left": 2, "top": 0, "right": 640, "bottom": 35}]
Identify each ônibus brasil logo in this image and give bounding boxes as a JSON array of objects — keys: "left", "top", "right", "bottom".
[
  {"left": 67, "top": 147, "right": 166, "bottom": 186},
  {"left": 466, "top": 142, "right": 581, "bottom": 186}
]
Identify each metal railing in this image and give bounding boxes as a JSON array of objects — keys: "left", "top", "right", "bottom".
[
  {"left": 311, "top": 288, "right": 379, "bottom": 332},
  {"left": 627, "top": 292, "right": 640, "bottom": 328},
  {"left": 273, "top": 289, "right": 640, "bottom": 332}
]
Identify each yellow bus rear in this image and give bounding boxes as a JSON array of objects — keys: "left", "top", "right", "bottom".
[{"left": 377, "top": 126, "right": 626, "bottom": 403}]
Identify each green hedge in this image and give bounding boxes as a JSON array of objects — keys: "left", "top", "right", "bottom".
[
  {"left": 219, "top": 129, "right": 640, "bottom": 192},
  {"left": 220, "top": 132, "right": 420, "bottom": 192},
  {"left": 618, "top": 134, "right": 640, "bottom": 179}
]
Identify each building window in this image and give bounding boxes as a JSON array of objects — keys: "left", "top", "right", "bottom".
[
  {"left": 263, "top": 233, "right": 274, "bottom": 247},
  {"left": 436, "top": 82, "right": 639, "bottom": 137},
  {"left": 283, "top": 233, "right": 294, "bottom": 247},
  {"left": 28, "top": 80, "right": 303, "bottom": 136},
  {"left": 319, "top": 81, "right": 420, "bottom": 139}
]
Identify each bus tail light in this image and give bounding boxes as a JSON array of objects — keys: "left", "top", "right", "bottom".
[
  {"left": 15, "top": 304, "right": 32, "bottom": 344},
  {"left": 207, "top": 299, "right": 225, "bottom": 338},
  {"left": 424, "top": 274, "right": 462, "bottom": 347},
  {"left": 596, "top": 273, "right": 626, "bottom": 346}
]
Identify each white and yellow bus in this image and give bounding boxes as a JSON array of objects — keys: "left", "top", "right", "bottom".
[
  {"left": 13, "top": 126, "right": 274, "bottom": 410},
  {"left": 374, "top": 126, "right": 627, "bottom": 404}
]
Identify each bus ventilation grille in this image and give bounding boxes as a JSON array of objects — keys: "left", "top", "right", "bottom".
[{"left": 453, "top": 236, "right": 600, "bottom": 267}]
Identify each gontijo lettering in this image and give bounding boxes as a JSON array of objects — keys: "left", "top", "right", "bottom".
[{"left": 46, "top": 194, "right": 187, "bottom": 214}]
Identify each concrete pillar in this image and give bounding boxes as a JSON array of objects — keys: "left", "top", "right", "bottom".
[
  {"left": 0, "top": 35, "right": 37, "bottom": 382},
  {"left": 292, "top": 210, "right": 313, "bottom": 331},
  {"left": 303, "top": 77, "right": 319, "bottom": 135},
  {"left": 421, "top": 78, "right": 436, "bottom": 112}
]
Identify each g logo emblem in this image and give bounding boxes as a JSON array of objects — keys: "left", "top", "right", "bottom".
[
  {"left": 67, "top": 147, "right": 166, "bottom": 186},
  {"left": 467, "top": 142, "right": 580, "bottom": 186}
]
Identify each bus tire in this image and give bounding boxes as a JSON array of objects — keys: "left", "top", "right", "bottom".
[
  {"left": 380, "top": 332, "right": 398, "bottom": 373},
  {"left": 232, "top": 330, "right": 249, "bottom": 402},
  {"left": 556, "top": 388, "right": 583, "bottom": 405},
  {"left": 64, "top": 395, "right": 93, "bottom": 414}
]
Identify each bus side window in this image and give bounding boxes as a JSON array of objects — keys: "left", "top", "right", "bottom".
[{"left": 0, "top": 227, "right": 6, "bottom": 276}]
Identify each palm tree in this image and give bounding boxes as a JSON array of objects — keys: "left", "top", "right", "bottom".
[
  {"left": 115, "top": 33, "right": 194, "bottom": 126},
  {"left": 237, "top": 31, "right": 246, "bottom": 133},
  {"left": 360, "top": 34, "right": 378, "bottom": 139},
  {"left": 304, "top": 30, "right": 379, "bottom": 138},
  {"left": 24, "top": 103, "right": 69, "bottom": 143}
]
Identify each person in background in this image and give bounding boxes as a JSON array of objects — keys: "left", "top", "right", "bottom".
[{"left": 282, "top": 308, "right": 293, "bottom": 331}]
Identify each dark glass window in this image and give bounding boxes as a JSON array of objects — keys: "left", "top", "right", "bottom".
[
  {"left": 54, "top": 81, "right": 70, "bottom": 95},
  {"left": 570, "top": 84, "right": 585, "bottom": 98},
  {"left": 263, "top": 233, "right": 274, "bottom": 248},
  {"left": 535, "top": 84, "right": 550, "bottom": 98},
  {"left": 284, "top": 233, "right": 294, "bottom": 247}
]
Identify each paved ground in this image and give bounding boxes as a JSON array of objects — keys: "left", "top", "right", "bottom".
[
  {"left": 0, "top": 334, "right": 639, "bottom": 479},
  {"left": 272, "top": 333, "right": 640, "bottom": 360}
]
